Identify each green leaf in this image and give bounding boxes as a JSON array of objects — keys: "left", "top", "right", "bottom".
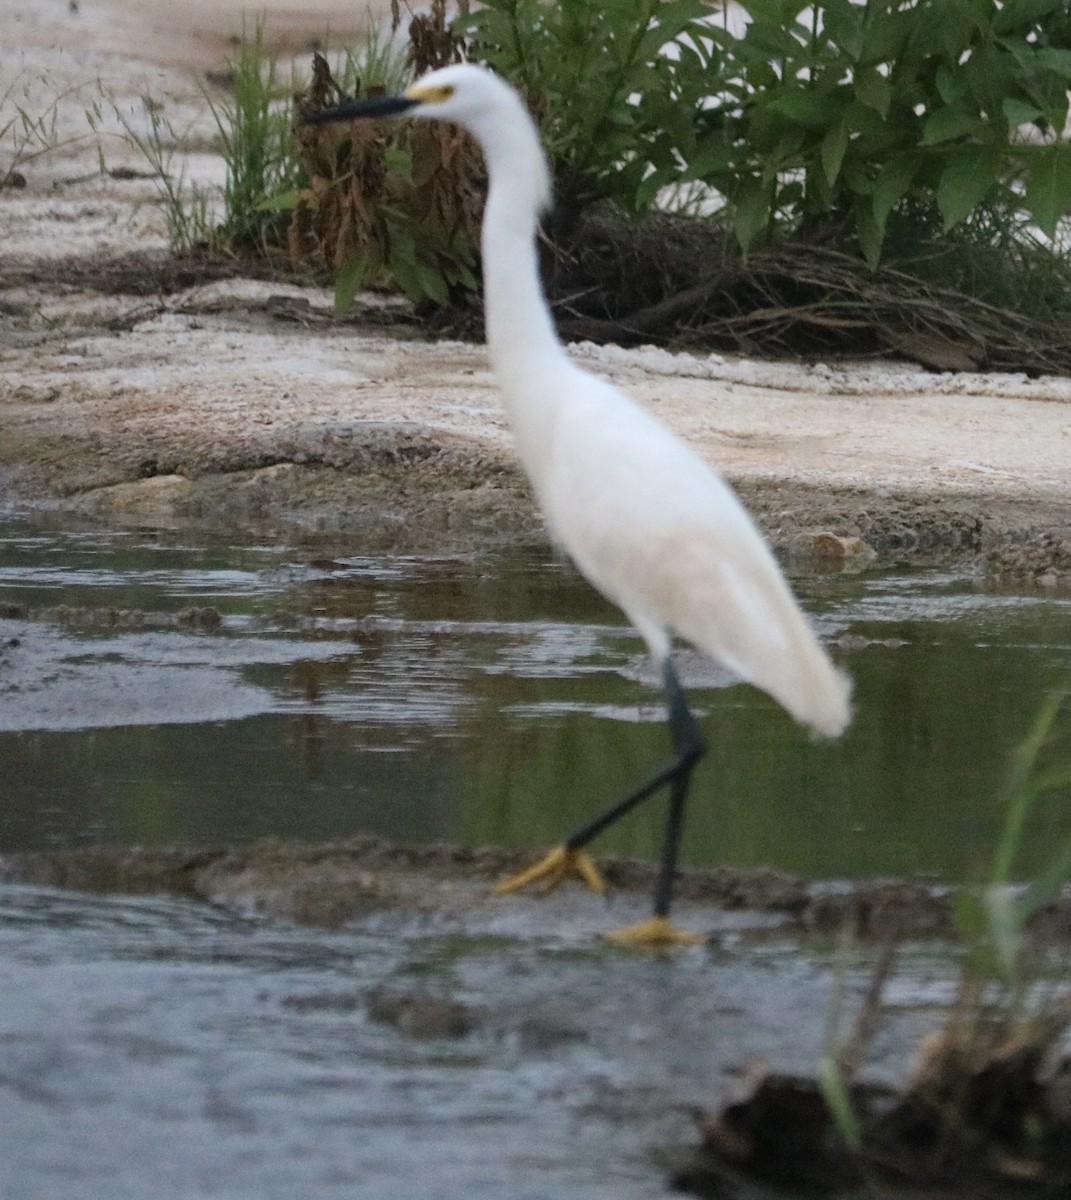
[
  {"left": 765, "top": 126, "right": 807, "bottom": 175},
  {"left": 1029, "top": 765, "right": 1071, "bottom": 794},
  {"left": 1003, "top": 97, "right": 1044, "bottom": 126},
  {"left": 942, "top": 0, "right": 990, "bottom": 48},
  {"left": 860, "top": 9, "right": 911, "bottom": 64},
  {"left": 389, "top": 256, "right": 423, "bottom": 301},
  {"left": 818, "top": 1058, "right": 862, "bottom": 1151},
  {"left": 993, "top": 691, "right": 1066, "bottom": 883},
  {"left": 935, "top": 64, "right": 967, "bottom": 106},
  {"left": 637, "top": 0, "right": 710, "bottom": 56},
  {"left": 1025, "top": 147, "right": 1071, "bottom": 237},
  {"left": 686, "top": 140, "right": 733, "bottom": 181},
  {"left": 844, "top": 98, "right": 889, "bottom": 139},
  {"left": 416, "top": 260, "right": 450, "bottom": 306},
  {"left": 383, "top": 146, "right": 412, "bottom": 177},
  {"left": 823, "top": 1, "right": 865, "bottom": 60},
  {"left": 333, "top": 259, "right": 366, "bottom": 315},
  {"left": 1036, "top": 48, "right": 1071, "bottom": 82},
  {"left": 854, "top": 69, "right": 892, "bottom": 118},
  {"left": 821, "top": 119, "right": 850, "bottom": 187},
  {"left": 872, "top": 151, "right": 922, "bottom": 226},
  {"left": 954, "top": 889, "right": 988, "bottom": 946},
  {"left": 731, "top": 177, "right": 773, "bottom": 249},
  {"left": 842, "top": 155, "right": 875, "bottom": 195},
  {"left": 854, "top": 199, "right": 883, "bottom": 266},
  {"left": 764, "top": 87, "right": 843, "bottom": 130},
  {"left": 386, "top": 223, "right": 424, "bottom": 300},
  {"left": 254, "top": 189, "right": 300, "bottom": 213},
  {"left": 454, "top": 6, "right": 522, "bottom": 53},
  {"left": 937, "top": 144, "right": 1002, "bottom": 229},
  {"left": 449, "top": 256, "right": 479, "bottom": 292},
  {"left": 630, "top": 171, "right": 662, "bottom": 212},
  {"left": 921, "top": 105, "right": 985, "bottom": 145},
  {"left": 981, "top": 884, "right": 1024, "bottom": 985},
  {"left": 994, "top": 0, "right": 1066, "bottom": 34},
  {"left": 1023, "top": 835, "right": 1071, "bottom": 917},
  {"left": 965, "top": 45, "right": 1015, "bottom": 113}
]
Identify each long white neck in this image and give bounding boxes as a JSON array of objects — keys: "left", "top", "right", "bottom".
[{"left": 473, "top": 99, "right": 568, "bottom": 469}]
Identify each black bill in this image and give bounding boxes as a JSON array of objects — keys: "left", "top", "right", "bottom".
[{"left": 303, "top": 94, "right": 421, "bottom": 125}]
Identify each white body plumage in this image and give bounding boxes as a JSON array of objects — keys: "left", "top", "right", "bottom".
[
  {"left": 434, "top": 64, "right": 851, "bottom": 738},
  {"left": 308, "top": 63, "right": 851, "bottom": 939}
]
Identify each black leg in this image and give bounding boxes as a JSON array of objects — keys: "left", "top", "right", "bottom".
[
  {"left": 653, "top": 658, "right": 705, "bottom": 918},
  {"left": 494, "top": 656, "right": 710, "bottom": 941},
  {"left": 564, "top": 657, "right": 706, "bottom": 881}
]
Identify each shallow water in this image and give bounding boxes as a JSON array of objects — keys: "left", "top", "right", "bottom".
[
  {"left": 2, "top": 516, "right": 1070, "bottom": 881},
  {"left": 2, "top": 513, "right": 1070, "bottom": 1199},
  {"left": 0, "top": 879, "right": 939, "bottom": 1200}
]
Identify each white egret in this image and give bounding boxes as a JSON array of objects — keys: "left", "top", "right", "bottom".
[{"left": 306, "top": 64, "right": 852, "bottom": 945}]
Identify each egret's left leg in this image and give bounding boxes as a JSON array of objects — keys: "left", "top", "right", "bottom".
[
  {"left": 494, "top": 658, "right": 708, "bottom": 944},
  {"left": 492, "top": 843, "right": 607, "bottom": 896}
]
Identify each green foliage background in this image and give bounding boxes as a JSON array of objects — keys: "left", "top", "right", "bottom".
[
  {"left": 461, "top": 0, "right": 1071, "bottom": 262},
  {"left": 119, "top": 0, "right": 1071, "bottom": 324}
]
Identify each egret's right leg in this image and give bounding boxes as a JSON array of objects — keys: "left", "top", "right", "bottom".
[
  {"left": 604, "top": 658, "right": 707, "bottom": 945},
  {"left": 493, "top": 657, "right": 707, "bottom": 939}
]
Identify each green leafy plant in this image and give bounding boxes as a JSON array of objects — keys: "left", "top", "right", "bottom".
[
  {"left": 207, "top": 22, "right": 308, "bottom": 253},
  {"left": 456, "top": 0, "right": 718, "bottom": 215},
  {"left": 293, "top": 0, "right": 484, "bottom": 309},
  {"left": 685, "top": 691, "right": 1071, "bottom": 1191},
  {"left": 671, "top": 0, "right": 1071, "bottom": 261},
  {"left": 334, "top": 10, "right": 412, "bottom": 97},
  {"left": 96, "top": 21, "right": 311, "bottom": 257},
  {"left": 456, "top": 0, "right": 1071, "bottom": 263},
  {"left": 813, "top": 693, "right": 1071, "bottom": 1163},
  {"left": 864, "top": 691, "right": 1071, "bottom": 1173},
  {"left": 91, "top": 0, "right": 1071, "bottom": 345}
]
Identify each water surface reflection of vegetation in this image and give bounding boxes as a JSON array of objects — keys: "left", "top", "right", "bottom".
[{"left": 1, "top": 520, "right": 1068, "bottom": 882}]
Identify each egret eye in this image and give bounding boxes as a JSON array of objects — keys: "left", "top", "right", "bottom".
[{"left": 408, "top": 83, "right": 455, "bottom": 104}]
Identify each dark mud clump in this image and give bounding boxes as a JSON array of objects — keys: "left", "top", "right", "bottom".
[
  {"left": 676, "top": 1022, "right": 1071, "bottom": 1199},
  {"left": 673, "top": 923, "right": 1071, "bottom": 1198},
  {"left": 367, "top": 987, "right": 482, "bottom": 1040}
]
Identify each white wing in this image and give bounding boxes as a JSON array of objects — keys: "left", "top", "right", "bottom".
[{"left": 537, "top": 370, "right": 851, "bottom": 738}]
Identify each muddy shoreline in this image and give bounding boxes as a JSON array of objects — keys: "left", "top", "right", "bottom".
[
  {"left": 2, "top": 253, "right": 1070, "bottom": 580},
  {"left": 6, "top": 834, "right": 1071, "bottom": 947},
  {"left": 3, "top": 0, "right": 1071, "bottom": 579}
]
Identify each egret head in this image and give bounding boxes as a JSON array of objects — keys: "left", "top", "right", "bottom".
[
  {"left": 306, "top": 63, "right": 507, "bottom": 123},
  {"left": 304, "top": 63, "right": 551, "bottom": 212}
]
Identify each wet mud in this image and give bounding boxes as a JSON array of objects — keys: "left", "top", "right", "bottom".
[
  {"left": 6, "top": 833, "right": 1071, "bottom": 946},
  {"left": 2, "top": 261, "right": 1070, "bottom": 570}
]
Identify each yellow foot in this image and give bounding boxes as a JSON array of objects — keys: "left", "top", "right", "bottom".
[
  {"left": 603, "top": 916, "right": 707, "bottom": 947},
  {"left": 493, "top": 845, "right": 607, "bottom": 896}
]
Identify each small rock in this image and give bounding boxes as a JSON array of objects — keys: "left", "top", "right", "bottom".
[
  {"left": 176, "top": 606, "right": 222, "bottom": 631},
  {"left": 366, "top": 987, "right": 479, "bottom": 1039},
  {"left": 809, "top": 532, "right": 874, "bottom": 560}
]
